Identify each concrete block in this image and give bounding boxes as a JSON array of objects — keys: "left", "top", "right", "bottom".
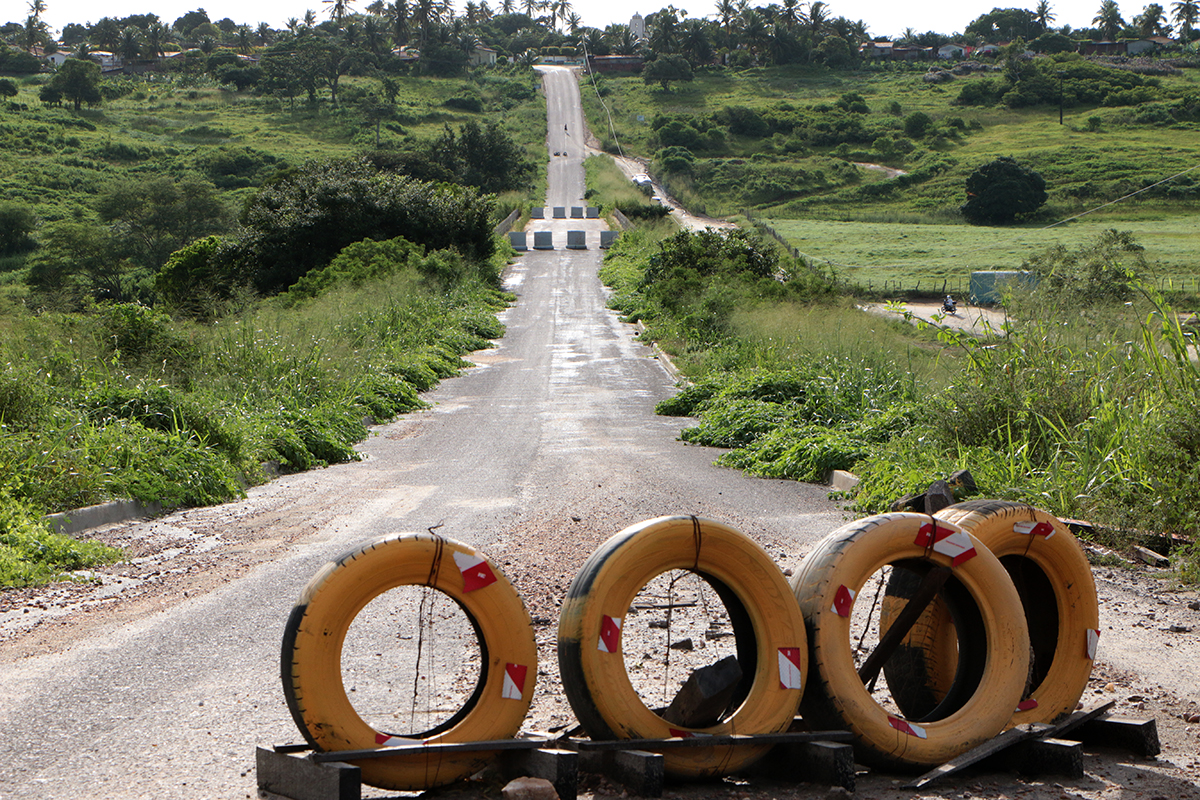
[
  {"left": 586, "top": 207, "right": 599, "bottom": 218},
  {"left": 509, "top": 232, "right": 528, "bottom": 251},
  {"left": 552, "top": 207, "right": 566, "bottom": 219},
  {"left": 829, "top": 470, "right": 859, "bottom": 492},
  {"left": 600, "top": 231, "right": 619, "bottom": 248},
  {"left": 570, "top": 206, "right": 583, "bottom": 218},
  {"left": 256, "top": 747, "right": 359, "bottom": 800},
  {"left": 530, "top": 207, "right": 544, "bottom": 219},
  {"left": 534, "top": 231, "right": 554, "bottom": 250},
  {"left": 566, "top": 231, "right": 586, "bottom": 249}
]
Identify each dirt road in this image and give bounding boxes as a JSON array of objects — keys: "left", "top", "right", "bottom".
[{"left": 1, "top": 68, "right": 1198, "bottom": 800}]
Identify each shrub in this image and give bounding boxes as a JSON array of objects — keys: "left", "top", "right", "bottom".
[{"left": 961, "top": 156, "right": 1047, "bottom": 224}]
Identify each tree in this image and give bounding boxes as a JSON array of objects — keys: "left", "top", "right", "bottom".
[
  {"left": 1134, "top": 3, "right": 1172, "bottom": 34},
  {"left": 1092, "top": 0, "right": 1126, "bottom": 38},
  {"left": 95, "top": 176, "right": 229, "bottom": 269},
  {"left": 0, "top": 202, "right": 37, "bottom": 255},
  {"left": 116, "top": 26, "right": 144, "bottom": 62},
  {"left": 1034, "top": 0, "right": 1056, "bottom": 31},
  {"left": 325, "top": 0, "right": 355, "bottom": 22},
  {"left": 0, "top": 79, "right": 17, "bottom": 98},
  {"left": 961, "top": 156, "right": 1047, "bottom": 224},
  {"left": 643, "top": 53, "right": 693, "bottom": 89},
  {"left": 966, "top": 7, "right": 1040, "bottom": 39},
  {"left": 47, "top": 58, "right": 102, "bottom": 111},
  {"left": 1173, "top": 0, "right": 1199, "bottom": 38}
]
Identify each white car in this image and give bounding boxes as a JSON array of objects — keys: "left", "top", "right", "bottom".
[{"left": 631, "top": 173, "right": 653, "bottom": 188}]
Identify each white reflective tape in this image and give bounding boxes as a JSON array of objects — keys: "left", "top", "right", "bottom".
[
  {"left": 1086, "top": 628, "right": 1100, "bottom": 660},
  {"left": 778, "top": 647, "right": 803, "bottom": 690}
]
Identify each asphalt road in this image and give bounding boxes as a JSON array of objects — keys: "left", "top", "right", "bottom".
[{"left": 0, "top": 69, "right": 845, "bottom": 799}]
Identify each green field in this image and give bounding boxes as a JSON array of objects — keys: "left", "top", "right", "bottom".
[{"left": 762, "top": 216, "right": 1200, "bottom": 291}]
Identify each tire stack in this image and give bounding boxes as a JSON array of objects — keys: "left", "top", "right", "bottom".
[{"left": 279, "top": 503, "right": 1099, "bottom": 790}]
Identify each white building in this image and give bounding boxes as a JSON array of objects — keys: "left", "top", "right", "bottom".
[{"left": 630, "top": 13, "right": 645, "bottom": 39}]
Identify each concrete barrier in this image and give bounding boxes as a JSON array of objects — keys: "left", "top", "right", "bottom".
[
  {"left": 567, "top": 231, "right": 586, "bottom": 249},
  {"left": 600, "top": 230, "right": 620, "bottom": 248},
  {"left": 533, "top": 231, "right": 554, "bottom": 250},
  {"left": 552, "top": 207, "right": 566, "bottom": 219},
  {"left": 570, "top": 206, "right": 583, "bottom": 219},
  {"left": 509, "top": 231, "right": 527, "bottom": 251},
  {"left": 586, "top": 207, "right": 599, "bottom": 219},
  {"left": 530, "top": 207, "right": 545, "bottom": 219}
]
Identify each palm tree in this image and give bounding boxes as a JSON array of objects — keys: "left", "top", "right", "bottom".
[
  {"left": 1134, "top": 3, "right": 1171, "bottom": 34},
  {"left": 27, "top": 0, "right": 46, "bottom": 21},
  {"left": 324, "top": 0, "right": 354, "bottom": 22},
  {"left": 389, "top": 0, "right": 411, "bottom": 44},
  {"left": 737, "top": 6, "right": 769, "bottom": 57},
  {"left": 117, "top": 26, "right": 144, "bottom": 61},
  {"left": 780, "top": 0, "right": 801, "bottom": 29},
  {"left": 521, "top": 0, "right": 538, "bottom": 18},
  {"left": 234, "top": 25, "right": 253, "bottom": 53},
  {"left": 680, "top": 17, "right": 712, "bottom": 63},
  {"left": 1172, "top": 0, "right": 1199, "bottom": 37},
  {"left": 1034, "top": 0, "right": 1056, "bottom": 31},
  {"left": 803, "top": 0, "right": 830, "bottom": 38},
  {"left": 501, "top": 0, "right": 515, "bottom": 13},
  {"left": 566, "top": 10, "right": 582, "bottom": 33},
  {"left": 900, "top": 26, "right": 916, "bottom": 43},
  {"left": 257, "top": 22, "right": 274, "bottom": 44},
  {"left": 362, "top": 14, "right": 386, "bottom": 53},
  {"left": 413, "top": 0, "right": 440, "bottom": 44},
  {"left": 367, "top": 0, "right": 387, "bottom": 13},
  {"left": 1092, "top": 0, "right": 1126, "bottom": 38},
  {"left": 286, "top": 17, "right": 300, "bottom": 34},
  {"left": 23, "top": 15, "right": 46, "bottom": 52},
  {"left": 304, "top": 9, "right": 318, "bottom": 27},
  {"left": 145, "top": 21, "right": 169, "bottom": 56},
  {"left": 715, "top": 0, "right": 739, "bottom": 46}
]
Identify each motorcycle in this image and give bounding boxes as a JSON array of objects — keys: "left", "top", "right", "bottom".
[{"left": 942, "top": 295, "right": 957, "bottom": 315}]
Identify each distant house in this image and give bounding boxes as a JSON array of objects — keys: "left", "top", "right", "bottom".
[
  {"left": 974, "top": 43, "right": 1001, "bottom": 56},
  {"left": 1126, "top": 36, "right": 1173, "bottom": 55},
  {"left": 88, "top": 50, "right": 122, "bottom": 70},
  {"left": 861, "top": 41, "right": 893, "bottom": 58},
  {"left": 891, "top": 46, "right": 930, "bottom": 60},
  {"left": 391, "top": 46, "right": 419, "bottom": 64},
  {"left": 469, "top": 45, "right": 497, "bottom": 67},
  {"left": 44, "top": 50, "right": 70, "bottom": 67},
  {"left": 1079, "top": 40, "right": 1126, "bottom": 55},
  {"left": 938, "top": 43, "right": 969, "bottom": 59},
  {"left": 586, "top": 54, "right": 644, "bottom": 73}
]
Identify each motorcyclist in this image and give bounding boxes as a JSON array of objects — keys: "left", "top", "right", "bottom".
[{"left": 942, "top": 294, "right": 957, "bottom": 313}]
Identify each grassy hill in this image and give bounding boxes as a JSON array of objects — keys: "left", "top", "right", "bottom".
[{"left": 581, "top": 60, "right": 1200, "bottom": 288}]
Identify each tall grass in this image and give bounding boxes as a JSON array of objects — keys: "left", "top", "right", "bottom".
[
  {"left": 0, "top": 242, "right": 512, "bottom": 586},
  {"left": 614, "top": 226, "right": 1200, "bottom": 580}
]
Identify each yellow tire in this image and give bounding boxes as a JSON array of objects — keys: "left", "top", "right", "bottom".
[
  {"left": 557, "top": 516, "right": 807, "bottom": 779},
  {"left": 281, "top": 533, "right": 537, "bottom": 791},
  {"left": 792, "top": 512, "right": 1030, "bottom": 771},
  {"left": 936, "top": 500, "right": 1099, "bottom": 725}
]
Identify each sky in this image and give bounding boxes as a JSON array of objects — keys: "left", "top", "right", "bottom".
[{"left": 25, "top": 0, "right": 1146, "bottom": 41}]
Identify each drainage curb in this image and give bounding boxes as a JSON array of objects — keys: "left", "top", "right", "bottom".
[{"left": 45, "top": 499, "right": 165, "bottom": 537}]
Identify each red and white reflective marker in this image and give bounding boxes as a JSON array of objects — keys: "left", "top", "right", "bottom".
[
  {"left": 668, "top": 729, "right": 712, "bottom": 738},
  {"left": 888, "top": 716, "right": 928, "bottom": 739},
  {"left": 452, "top": 550, "right": 498, "bottom": 592},
  {"left": 778, "top": 647, "right": 804, "bottom": 690},
  {"left": 502, "top": 663, "right": 528, "bottom": 700},
  {"left": 832, "top": 585, "right": 856, "bottom": 617},
  {"left": 1014, "top": 520, "right": 1056, "bottom": 539},
  {"left": 1016, "top": 698, "right": 1039, "bottom": 712},
  {"left": 598, "top": 614, "right": 622, "bottom": 653},
  {"left": 375, "top": 733, "right": 419, "bottom": 746},
  {"left": 1086, "top": 628, "right": 1100, "bottom": 660},
  {"left": 914, "top": 522, "right": 978, "bottom": 566}
]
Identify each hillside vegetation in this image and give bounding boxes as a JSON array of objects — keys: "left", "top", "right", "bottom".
[{"left": 582, "top": 58, "right": 1199, "bottom": 285}]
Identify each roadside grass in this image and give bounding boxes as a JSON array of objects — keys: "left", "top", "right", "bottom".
[
  {"left": 606, "top": 224, "right": 1200, "bottom": 580},
  {"left": 0, "top": 240, "right": 514, "bottom": 587}
]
